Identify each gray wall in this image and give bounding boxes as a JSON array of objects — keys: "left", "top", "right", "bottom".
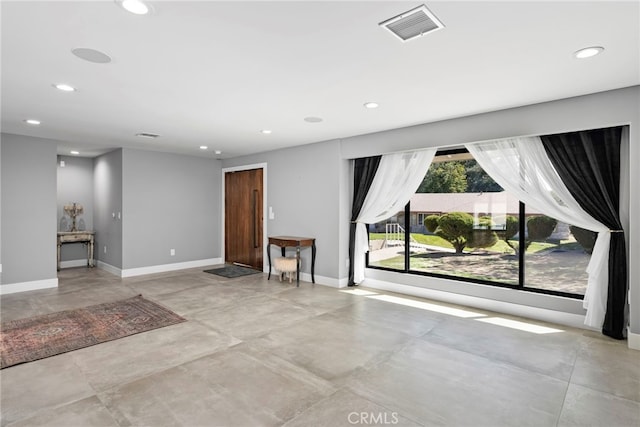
[
  {"left": 0, "top": 134, "right": 57, "bottom": 285},
  {"left": 222, "top": 140, "right": 345, "bottom": 283},
  {"left": 121, "top": 149, "right": 221, "bottom": 269},
  {"left": 57, "top": 155, "right": 94, "bottom": 262},
  {"left": 0, "top": 136, "right": 2, "bottom": 282},
  {"left": 93, "top": 149, "right": 123, "bottom": 269}
]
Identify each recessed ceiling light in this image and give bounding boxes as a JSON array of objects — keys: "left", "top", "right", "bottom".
[
  {"left": 261, "top": 129, "right": 272, "bottom": 134},
  {"left": 364, "top": 102, "right": 379, "bottom": 109},
  {"left": 71, "top": 47, "right": 112, "bottom": 64},
  {"left": 574, "top": 46, "right": 604, "bottom": 59},
  {"left": 304, "top": 116, "right": 323, "bottom": 123},
  {"left": 24, "top": 119, "right": 41, "bottom": 125},
  {"left": 215, "top": 150, "right": 222, "bottom": 155},
  {"left": 54, "top": 83, "right": 76, "bottom": 92},
  {"left": 135, "top": 132, "right": 160, "bottom": 138},
  {"left": 70, "top": 150, "right": 80, "bottom": 155},
  {"left": 118, "top": 0, "right": 150, "bottom": 15},
  {"left": 200, "top": 146, "right": 208, "bottom": 150}
]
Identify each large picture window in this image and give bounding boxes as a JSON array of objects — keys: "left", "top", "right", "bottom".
[{"left": 367, "top": 149, "right": 593, "bottom": 298}]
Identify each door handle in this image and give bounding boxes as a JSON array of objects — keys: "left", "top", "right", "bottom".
[{"left": 252, "top": 189, "right": 259, "bottom": 249}]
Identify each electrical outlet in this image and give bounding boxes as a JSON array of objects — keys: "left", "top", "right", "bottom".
[
  {"left": 104, "top": 245, "right": 107, "bottom": 254},
  {"left": 170, "top": 249, "right": 175, "bottom": 256}
]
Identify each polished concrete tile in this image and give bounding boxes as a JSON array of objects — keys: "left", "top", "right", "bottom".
[
  {"left": 0, "top": 354, "right": 96, "bottom": 426},
  {"left": 99, "top": 364, "right": 281, "bottom": 427},
  {"left": 1, "top": 266, "right": 638, "bottom": 427},
  {"left": 0, "top": 295, "right": 46, "bottom": 323},
  {"left": 558, "top": 383, "right": 640, "bottom": 426},
  {"left": 329, "top": 294, "right": 445, "bottom": 338},
  {"left": 125, "top": 274, "right": 213, "bottom": 297},
  {"left": 283, "top": 389, "right": 424, "bottom": 427},
  {"left": 6, "top": 396, "right": 119, "bottom": 427},
  {"left": 422, "top": 315, "right": 582, "bottom": 381},
  {"left": 211, "top": 272, "right": 293, "bottom": 293},
  {"left": 70, "top": 320, "right": 241, "bottom": 391},
  {"left": 271, "top": 285, "right": 358, "bottom": 313},
  {"left": 570, "top": 337, "right": 640, "bottom": 402},
  {"left": 179, "top": 347, "right": 336, "bottom": 422},
  {"left": 250, "top": 312, "right": 414, "bottom": 384},
  {"left": 35, "top": 286, "right": 140, "bottom": 314},
  {"left": 347, "top": 339, "right": 568, "bottom": 426},
  {"left": 190, "top": 295, "right": 317, "bottom": 340},
  {"left": 151, "top": 282, "right": 259, "bottom": 316}
]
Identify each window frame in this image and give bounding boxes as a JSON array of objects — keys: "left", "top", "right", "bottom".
[{"left": 365, "top": 148, "right": 585, "bottom": 300}]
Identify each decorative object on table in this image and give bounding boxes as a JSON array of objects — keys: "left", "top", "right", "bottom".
[
  {"left": 274, "top": 257, "right": 299, "bottom": 283},
  {"left": 203, "top": 264, "right": 261, "bottom": 278},
  {"left": 63, "top": 202, "right": 84, "bottom": 232},
  {"left": 0, "top": 295, "right": 186, "bottom": 369}
]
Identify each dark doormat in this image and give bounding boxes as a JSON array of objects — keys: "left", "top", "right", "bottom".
[{"left": 204, "top": 265, "right": 262, "bottom": 278}]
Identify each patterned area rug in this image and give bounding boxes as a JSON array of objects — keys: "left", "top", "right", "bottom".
[
  {"left": 0, "top": 295, "right": 186, "bottom": 369},
  {"left": 203, "top": 265, "right": 261, "bottom": 278}
]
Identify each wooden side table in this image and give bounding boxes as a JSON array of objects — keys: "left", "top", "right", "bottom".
[
  {"left": 267, "top": 236, "right": 316, "bottom": 286},
  {"left": 57, "top": 231, "right": 95, "bottom": 271}
]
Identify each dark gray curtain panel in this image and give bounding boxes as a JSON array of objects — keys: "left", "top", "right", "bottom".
[
  {"left": 348, "top": 156, "right": 381, "bottom": 286},
  {"left": 541, "top": 126, "right": 627, "bottom": 339}
]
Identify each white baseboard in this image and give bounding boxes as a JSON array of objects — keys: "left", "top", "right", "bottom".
[
  {"left": 59, "top": 259, "right": 93, "bottom": 269},
  {"left": 628, "top": 328, "right": 640, "bottom": 351},
  {"left": 121, "top": 258, "right": 223, "bottom": 278},
  {"left": 298, "top": 272, "right": 348, "bottom": 288},
  {"left": 261, "top": 267, "right": 348, "bottom": 288},
  {"left": 362, "top": 278, "right": 590, "bottom": 330},
  {"left": 0, "top": 278, "right": 58, "bottom": 295},
  {"left": 97, "top": 261, "right": 122, "bottom": 276}
]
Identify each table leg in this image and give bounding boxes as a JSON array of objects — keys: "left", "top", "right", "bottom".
[
  {"left": 296, "top": 246, "right": 301, "bottom": 287},
  {"left": 311, "top": 241, "right": 316, "bottom": 284},
  {"left": 267, "top": 244, "right": 272, "bottom": 280},
  {"left": 89, "top": 238, "right": 94, "bottom": 267},
  {"left": 57, "top": 242, "right": 61, "bottom": 271}
]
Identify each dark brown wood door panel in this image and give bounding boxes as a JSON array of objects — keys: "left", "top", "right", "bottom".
[{"left": 225, "top": 168, "right": 263, "bottom": 269}]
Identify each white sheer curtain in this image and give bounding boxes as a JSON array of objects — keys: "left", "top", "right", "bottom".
[
  {"left": 353, "top": 148, "right": 437, "bottom": 284},
  {"left": 466, "top": 136, "right": 609, "bottom": 328}
]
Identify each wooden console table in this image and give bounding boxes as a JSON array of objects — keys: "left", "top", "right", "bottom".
[
  {"left": 267, "top": 236, "right": 316, "bottom": 287},
  {"left": 57, "top": 231, "right": 95, "bottom": 271}
]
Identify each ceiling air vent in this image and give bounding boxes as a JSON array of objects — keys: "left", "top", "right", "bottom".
[{"left": 379, "top": 4, "right": 444, "bottom": 42}]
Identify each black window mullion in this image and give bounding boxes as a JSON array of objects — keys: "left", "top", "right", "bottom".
[
  {"left": 404, "top": 202, "right": 411, "bottom": 272},
  {"left": 518, "top": 201, "right": 525, "bottom": 289}
]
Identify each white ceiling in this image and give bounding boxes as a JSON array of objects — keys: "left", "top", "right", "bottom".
[{"left": 2, "top": 1, "right": 639, "bottom": 159}]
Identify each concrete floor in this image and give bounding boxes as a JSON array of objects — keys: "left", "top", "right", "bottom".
[{"left": 1, "top": 266, "right": 638, "bottom": 426}]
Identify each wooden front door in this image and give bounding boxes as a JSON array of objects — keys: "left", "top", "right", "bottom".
[{"left": 225, "top": 168, "right": 263, "bottom": 270}]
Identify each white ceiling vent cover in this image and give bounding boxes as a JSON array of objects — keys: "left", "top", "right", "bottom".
[{"left": 379, "top": 4, "right": 444, "bottom": 42}]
